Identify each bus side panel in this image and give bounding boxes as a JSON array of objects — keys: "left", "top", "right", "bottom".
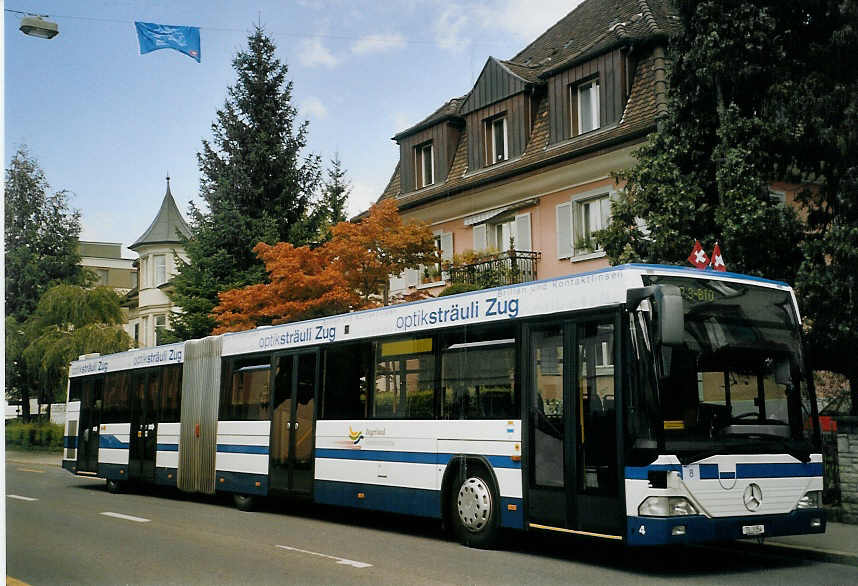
[
  {"left": 213, "top": 420, "right": 270, "bottom": 496},
  {"left": 155, "top": 421, "right": 180, "bottom": 486},
  {"left": 98, "top": 422, "right": 131, "bottom": 480},
  {"left": 62, "top": 400, "right": 81, "bottom": 473},
  {"left": 313, "top": 420, "right": 523, "bottom": 527}
]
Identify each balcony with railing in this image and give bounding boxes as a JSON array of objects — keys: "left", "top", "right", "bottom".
[{"left": 447, "top": 250, "right": 541, "bottom": 288}]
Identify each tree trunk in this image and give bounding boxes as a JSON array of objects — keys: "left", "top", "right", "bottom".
[{"left": 21, "top": 387, "right": 31, "bottom": 422}]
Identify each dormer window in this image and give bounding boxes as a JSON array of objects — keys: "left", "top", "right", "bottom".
[
  {"left": 572, "top": 78, "right": 600, "bottom": 135},
  {"left": 415, "top": 141, "right": 434, "bottom": 188},
  {"left": 484, "top": 115, "right": 508, "bottom": 165}
]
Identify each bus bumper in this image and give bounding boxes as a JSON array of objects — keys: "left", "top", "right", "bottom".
[{"left": 626, "top": 509, "right": 826, "bottom": 546}]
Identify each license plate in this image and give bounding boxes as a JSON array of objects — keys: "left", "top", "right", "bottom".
[{"left": 742, "top": 524, "right": 765, "bottom": 536}]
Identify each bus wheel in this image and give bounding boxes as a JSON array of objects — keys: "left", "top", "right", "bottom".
[
  {"left": 106, "top": 478, "right": 123, "bottom": 493},
  {"left": 233, "top": 494, "right": 256, "bottom": 511},
  {"left": 451, "top": 469, "right": 499, "bottom": 548}
]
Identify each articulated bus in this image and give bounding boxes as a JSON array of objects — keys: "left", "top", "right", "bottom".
[{"left": 63, "top": 264, "right": 825, "bottom": 547}]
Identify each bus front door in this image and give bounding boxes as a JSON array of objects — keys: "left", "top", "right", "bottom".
[
  {"left": 526, "top": 317, "right": 623, "bottom": 538},
  {"left": 269, "top": 350, "right": 318, "bottom": 495},
  {"left": 77, "top": 377, "right": 103, "bottom": 473},
  {"left": 129, "top": 371, "right": 158, "bottom": 482}
]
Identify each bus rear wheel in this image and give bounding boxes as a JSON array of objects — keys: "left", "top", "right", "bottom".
[
  {"left": 451, "top": 469, "right": 499, "bottom": 548},
  {"left": 233, "top": 494, "right": 256, "bottom": 511},
  {"left": 106, "top": 478, "right": 123, "bottom": 493}
]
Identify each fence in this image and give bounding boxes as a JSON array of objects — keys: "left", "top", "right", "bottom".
[{"left": 448, "top": 250, "right": 541, "bottom": 288}]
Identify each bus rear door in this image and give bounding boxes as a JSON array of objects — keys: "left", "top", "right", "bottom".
[
  {"left": 129, "top": 370, "right": 158, "bottom": 482},
  {"left": 77, "top": 377, "right": 103, "bottom": 473}
]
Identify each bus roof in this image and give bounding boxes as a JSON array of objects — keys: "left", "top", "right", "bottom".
[{"left": 69, "top": 264, "right": 794, "bottom": 377}]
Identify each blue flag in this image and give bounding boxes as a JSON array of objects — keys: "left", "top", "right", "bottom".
[{"left": 135, "top": 22, "right": 201, "bottom": 62}]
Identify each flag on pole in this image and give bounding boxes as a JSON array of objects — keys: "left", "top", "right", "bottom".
[
  {"left": 687, "top": 239, "right": 709, "bottom": 269},
  {"left": 135, "top": 22, "right": 201, "bottom": 62},
  {"left": 710, "top": 242, "right": 727, "bottom": 272}
]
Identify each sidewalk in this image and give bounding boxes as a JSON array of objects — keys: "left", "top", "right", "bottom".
[{"left": 6, "top": 447, "right": 858, "bottom": 566}]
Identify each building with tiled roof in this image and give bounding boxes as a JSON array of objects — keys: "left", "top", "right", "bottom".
[
  {"left": 123, "top": 176, "right": 191, "bottom": 347},
  {"left": 376, "top": 0, "right": 678, "bottom": 293}
]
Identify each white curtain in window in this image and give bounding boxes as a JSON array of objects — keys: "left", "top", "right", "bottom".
[
  {"left": 515, "top": 213, "right": 531, "bottom": 251},
  {"left": 556, "top": 202, "right": 572, "bottom": 259}
]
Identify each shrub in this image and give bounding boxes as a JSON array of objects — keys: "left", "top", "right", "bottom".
[
  {"left": 5, "top": 421, "right": 64, "bottom": 450},
  {"left": 438, "top": 283, "right": 482, "bottom": 297}
]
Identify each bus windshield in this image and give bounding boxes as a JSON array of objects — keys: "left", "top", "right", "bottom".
[{"left": 635, "top": 275, "right": 817, "bottom": 461}]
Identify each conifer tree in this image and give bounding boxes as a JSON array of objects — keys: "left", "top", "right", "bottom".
[{"left": 169, "top": 27, "right": 322, "bottom": 340}]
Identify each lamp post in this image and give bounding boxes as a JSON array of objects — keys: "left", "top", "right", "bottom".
[{"left": 19, "top": 15, "right": 59, "bottom": 39}]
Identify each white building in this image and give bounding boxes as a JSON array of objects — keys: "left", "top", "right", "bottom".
[{"left": 124, "top": 177, "right": 191, "bottom": 347}]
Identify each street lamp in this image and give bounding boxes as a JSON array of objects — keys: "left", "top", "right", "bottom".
[{"left": 19, "top": 16, "right": 59, "bottom": 39}]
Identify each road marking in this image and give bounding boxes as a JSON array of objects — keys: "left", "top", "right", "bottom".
[
  {"left": 276, "top": 545, "right": 373, "bottom": 569},
  {"left": 7, "top": 576, "right": 31, "bottom": 585},
  {"left": 17, "top": 468, "right": 45, "bottom": 474},
  {"left": 7, "top": 495, "right": 38, "bottom": 502},
  {"left": 100, "top": 512, "right": 151, "bottom": 523}
]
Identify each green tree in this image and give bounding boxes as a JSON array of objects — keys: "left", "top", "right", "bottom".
[
  {"left": 794, "top": 2, "right": 858, "bottom": 413},
  {"left": 598, "top": 1, "right": 858, "bottom": 411},
  {"left": 169, "top": 26, "right": 322, "bottom": 341},
  {"left": 596, "top": 1, "right": 814, "bottom": 283},
  {"left": 311, "top": 154, "right": 351, "bottom": 242},
  {"left": 5, "top": 147, "right": 88, "bottom": 419},
  {"left": 21, "top": 285, "right": 133, "bottom": 411}
]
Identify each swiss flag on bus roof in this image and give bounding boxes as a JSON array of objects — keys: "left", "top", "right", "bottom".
[
  {"left": 710, "top": 242, "right": 727, "bottom": 272},
  {"left": 687, "top": 240, "right": 709, "bottom": 270}
]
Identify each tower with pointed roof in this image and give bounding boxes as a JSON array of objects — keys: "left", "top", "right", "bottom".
[{"left": 124, "top": 176, "right": 192, "bottom": 347}]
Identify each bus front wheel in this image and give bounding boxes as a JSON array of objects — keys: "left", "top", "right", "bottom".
[
  {"left": 233, "top": 494, "right": 256, "bottom": 511},
  {"left": 451, "top": 469, "right": 499, "bottom": 548}
]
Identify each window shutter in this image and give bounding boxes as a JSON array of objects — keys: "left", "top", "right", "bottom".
[
  {"left": 440, "top": 232, "right": 453, "bottom": 261},
  {"left": 473, "top": 224, "right": 487, "bottom": 251},
  {"left": 556, "top": 202, "right": 572, "bottom": 259},
  {"left": 515, "top": 213, "right": 531, "bottom": 251}
]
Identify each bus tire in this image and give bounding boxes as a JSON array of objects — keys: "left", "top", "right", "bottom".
[
  {"left": 450, "top": 467, "right": 499, "bottom": 548},
  {"left": 233, "top": 494, "right": 256, "bottom": 512},
  {"left": 106, "top": 478, "right": 123, "bottom": 493}
]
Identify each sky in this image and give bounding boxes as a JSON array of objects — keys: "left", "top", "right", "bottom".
[{"left": 5, "top": 0, "right": 583, "bottom": 259}]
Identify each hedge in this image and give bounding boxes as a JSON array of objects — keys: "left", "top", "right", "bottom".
[{"left": 5, "top": 421, "right": 64, "bottom": 449}]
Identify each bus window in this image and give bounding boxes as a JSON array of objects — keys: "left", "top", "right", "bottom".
[
  {"left": 220, "top": 357, "right": 271, "bottom": 421},
  {"left": 160, "top": 364, "right": 182, "bottom": 422},
  {"left": 322, "top": 342, "right": 371, "bottom": 419},
  {"left": 374, "top": 337, "right": 435, "bottom": 419},
  {"left": 102, "top": 372, "right": 130, "bottom": 423},
  {"left": 441, "top": 326, "right": 516, "bottom": 420},
  {"left": 69, "top": 379, "right": 82, "bottom": 402}
]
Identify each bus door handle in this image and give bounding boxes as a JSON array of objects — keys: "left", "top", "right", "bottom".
[{"left": 293, "top": 421, "right": 300, "bottom": 431}]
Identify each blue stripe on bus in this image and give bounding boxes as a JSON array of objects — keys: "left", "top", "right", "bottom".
[
  {"left": 737, "top": 462, "right": 823, "bottom": 478},
  {"left": 215, "top": 470, "right": 268, "bottom": 495},
  {"left": 315, "top": 448, "right": 521, "bottom": 469},
  {"left": 216, "top": 444, "right": 269, "bottom": 455},
  {"left": 625, "top": 462, "right": 823, "bottom": 481},
  {"left": 313, "top": 480, "right": 524, "bottom": 529},
  {"left": 99, "top": 435, "right": 129, "bottom": 449},
  {"left": 157, "top": 443, "right": 179, "bottom": 452},
  {"left": 64, "top": 436, "right": 78, "bottom": 449}
]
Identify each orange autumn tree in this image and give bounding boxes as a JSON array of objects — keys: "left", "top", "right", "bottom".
[
  {"left": 212, "top": 198, "right": 436, "bottom": 333},
  {"left": 326, "top": 198, "right": 436, "bottom": 305},
  {"left": 212, "top": 242, "right": 361, "bottom": 334}
]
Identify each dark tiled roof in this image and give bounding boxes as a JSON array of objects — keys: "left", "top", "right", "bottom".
[
  {"left": 392, "top": 96, "right": 467, "bottom": 140},
  {"left": 511, "top": 0, "right": 676, "bottom": 73},
  {"left": 130, "top": 179, "right": 192, "bottom": 250}
]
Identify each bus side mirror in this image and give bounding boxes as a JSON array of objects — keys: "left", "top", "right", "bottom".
[{"left": 627, "top": 285, "right": 685, "bottom": 346}]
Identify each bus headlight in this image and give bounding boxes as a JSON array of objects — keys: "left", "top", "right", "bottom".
[
  {"left": 638, "top": 496, "right": 698, "bottom": 517},
  {"left": 796, "top": 490, "right": 822, "bottom": 509}
]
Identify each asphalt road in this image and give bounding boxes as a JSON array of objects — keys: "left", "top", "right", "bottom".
[{"left": 7, "top": 456, "right": 858, "bottom": 585}]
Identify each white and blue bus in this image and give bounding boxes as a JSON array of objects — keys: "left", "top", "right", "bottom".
[{"left": 63, "top": 264, "right": 825, "bottom": 547}]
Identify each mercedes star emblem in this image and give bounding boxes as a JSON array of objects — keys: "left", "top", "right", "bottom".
[{"left": 743, "top": 483, "right": 763, "bottom": 511}]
